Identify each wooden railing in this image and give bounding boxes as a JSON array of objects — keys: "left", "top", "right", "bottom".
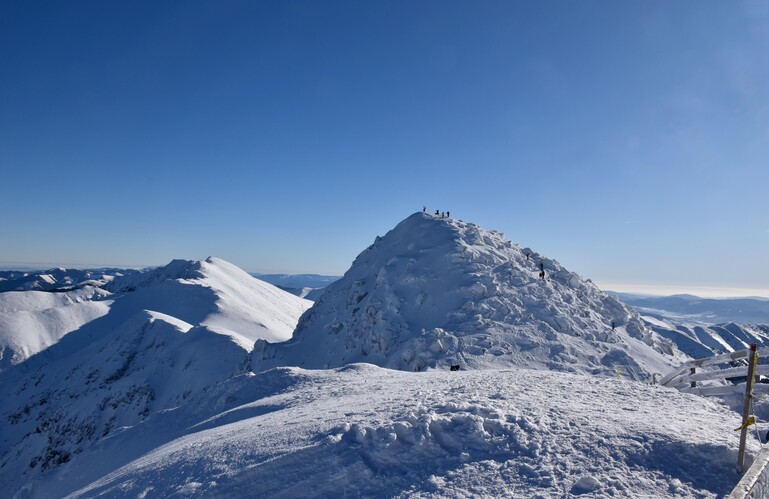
[
  {"left": 728, "top": 446, "right": 769, "bottom": 499},
  {"left": 660, "top": 347, "right": 769, "bottom": 389},
  {"left": 661, "top": 344, "right": 767, "bottom": 486}
]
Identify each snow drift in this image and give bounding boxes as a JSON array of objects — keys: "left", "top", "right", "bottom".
[{"left": 254, "top": 212, "right": 683, "bottom": 380}]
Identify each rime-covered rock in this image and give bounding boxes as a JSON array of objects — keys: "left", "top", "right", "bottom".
[{"left": 254, "top": 212, "right": 683, "bottom": 379}]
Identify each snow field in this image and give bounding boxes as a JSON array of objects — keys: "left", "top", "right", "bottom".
[{"left": 50, "top": 365, "right": 754, "bottom": 498}]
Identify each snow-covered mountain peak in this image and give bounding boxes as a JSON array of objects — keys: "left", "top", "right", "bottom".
[
  {"left": 107, "top": 256, "right": 312, "bottom": 347},
  {"left": 0, "top": 257, "right": 313, "bottom": 492},
  {"left": 255, "top": 212, "right": 683, "bottom": 379},
  {"left": 0, "top": 257, "right": 311, "bottom": 373}
]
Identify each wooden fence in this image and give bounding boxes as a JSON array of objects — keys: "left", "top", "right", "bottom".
[{"left": 661, "top": 345, "right": 769, "bottom": 494}]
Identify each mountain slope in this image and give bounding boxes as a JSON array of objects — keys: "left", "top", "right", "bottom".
[
  {"left": 642, "top": 315, "right": 769, "bottom": 360},
  {"left": 0, "top": 257, "right": 311, "bottom": 493},
  {"left": 0, "top": 287, "right": 112, "bottom": 370},
  {"left": 254, "top": 213, "right": 682, "bottom": 380}
]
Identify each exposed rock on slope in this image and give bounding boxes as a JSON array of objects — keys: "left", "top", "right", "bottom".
[{"left": 255, "top": 213, "right": 683, "bottom": 379}]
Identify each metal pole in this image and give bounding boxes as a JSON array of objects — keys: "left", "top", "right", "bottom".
[{"left": 738, "top": 344, "right": 759, "bottom": 473}]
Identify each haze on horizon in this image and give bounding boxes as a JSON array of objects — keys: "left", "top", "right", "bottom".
[{"left": 2, "top": 2, "right": 767, "bottom": 297}]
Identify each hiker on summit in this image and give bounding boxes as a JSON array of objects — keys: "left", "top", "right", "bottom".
[
  {"left": 539, "top": 259, "right": 544, "bottom": 272},
  {"left": 435, "top": 209, "right": 440, "bottom": 216},
  {"left": 447, "top": 211, "right": 450, "bottom": 218},
  {"left": 423, "top": 206, "right": 426, "bottom": 213}
]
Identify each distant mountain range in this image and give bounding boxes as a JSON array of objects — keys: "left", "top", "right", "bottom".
[
  {"left": 604, "top": 292, "right": 769, "bottom": 364},
  {"left": 610, "top": 292, "right": 769, "bottom": 325},
  {"left": 251, "top": 273, "right": 340, "bottom": 301},
  {"left": 0, "top": 268, "right": 142, "bottom": 293}
]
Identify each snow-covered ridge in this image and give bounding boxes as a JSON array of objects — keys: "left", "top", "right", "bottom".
[
  {"left": 0, "top": 286, "right": 112, "bottom": 370},
  {"left": 0, "top": 258, "right": 312, "bottom": 372},
  {"left": 255, "top": 212, "right": 684, "bottom": 379},
  {"left": 106, "top": 256, "right": 313, "bottom": 347},
  {"left": 0, "top": 257, "right": 312, "bottom": 493},
  {"left": 643, "top": 316, "right": 769, "bottom": 360}
]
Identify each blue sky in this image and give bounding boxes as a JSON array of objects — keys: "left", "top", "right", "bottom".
[{"left": 1, "top": 1, "right": 768, "bottom": 296}]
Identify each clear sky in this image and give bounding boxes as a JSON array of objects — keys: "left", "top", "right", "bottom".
[{"left": 1, "top": 1, "right": 768, "bottom": 296}]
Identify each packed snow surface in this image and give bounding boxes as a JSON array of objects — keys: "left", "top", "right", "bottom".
[
  {"left": 16, "top": 364, "right": 755, "bottom": 498},
  {"left": 256, "top": 212, "right": 683, "bottom": 380}
]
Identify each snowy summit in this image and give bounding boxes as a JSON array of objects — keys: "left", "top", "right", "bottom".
[
  {"left": 0, "top": 216, "right": 756, "bottom": 498},
  {"left": 255, "top": 212, "right": 682, "bottom": 380}
]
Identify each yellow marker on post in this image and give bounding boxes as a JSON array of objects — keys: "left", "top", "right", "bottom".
[
  {"left": 616, "top": 367, "right": 621, "bottom": 379},
  {"left": 735, "top": 416, "right": 756, "bottom": 432}
]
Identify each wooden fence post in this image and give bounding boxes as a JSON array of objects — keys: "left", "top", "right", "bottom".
[{"left": 738, "top": 344, "right": 759, "bottom": 474}]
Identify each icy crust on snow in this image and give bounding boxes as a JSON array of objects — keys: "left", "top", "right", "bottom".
[
  {"left": 24, "top": 365, "right": 753, "bottom": 499},
  {"left": 255, "top": 213, "right": 681, "bottom": 380}
]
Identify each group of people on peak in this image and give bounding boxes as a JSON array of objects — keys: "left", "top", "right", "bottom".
[{"left": 423, "top": 206, "right": 450, "bottom": 218}]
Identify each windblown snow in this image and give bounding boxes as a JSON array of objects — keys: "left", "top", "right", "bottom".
[{"left": 255, "top": 212, "right": 683, "bottom": 380}]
